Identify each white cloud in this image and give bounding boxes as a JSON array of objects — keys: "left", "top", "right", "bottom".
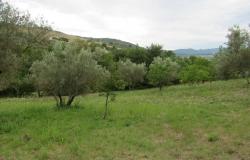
[{"left": 5, "top": 0, "right": 250, "bottom": 49}]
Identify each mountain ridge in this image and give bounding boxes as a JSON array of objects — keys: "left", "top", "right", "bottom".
[
  {"left": 174, "top": 48, "right": 219, "bottom": 57},
  {"left": 50, "top": 31, "right": 137, "bottom": 48}
]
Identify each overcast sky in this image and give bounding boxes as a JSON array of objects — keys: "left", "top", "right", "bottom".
[{"left": 5, "top": 0, "right": 250, "bottom": 49}]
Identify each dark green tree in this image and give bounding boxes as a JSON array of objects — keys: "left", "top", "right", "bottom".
[{"left": 215, "top": 25, "right": 250, "bottom": 83}]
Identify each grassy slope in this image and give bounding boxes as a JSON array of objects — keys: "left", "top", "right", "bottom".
[{"left": 0, "top": 79, "right": 250, "bottom": 160}]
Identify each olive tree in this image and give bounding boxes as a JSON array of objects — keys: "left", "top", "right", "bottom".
[
  {"left": 31, "top": 41, "right": 108, "bottom": 107},
  {"left": 147, "top": 57, "right": 179, "bottom": 91},
  {"left": 117, "top": 59, "right": 146, "bottom": 89}
]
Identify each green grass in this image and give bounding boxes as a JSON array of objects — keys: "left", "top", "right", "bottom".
[{"left": 0, "top": 79, "right": 250, "bottom": 160}]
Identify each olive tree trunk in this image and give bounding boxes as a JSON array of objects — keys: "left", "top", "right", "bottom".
[
  {"left": 58, "top": 94, "right": 65, "bottom": 107},
  {"left": 66, "top": 95, "right": 75, "bottom": 106},
  {"left": 55, "top": 94, "right": 76, "bottom": 108}
]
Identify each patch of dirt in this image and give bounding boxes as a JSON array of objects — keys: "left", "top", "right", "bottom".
[
  {"left": 0, "top": 156, "right": 5, "bottom": 160},
  {"left": 152, "top": 123, "right": 185, "bottom": 146}
]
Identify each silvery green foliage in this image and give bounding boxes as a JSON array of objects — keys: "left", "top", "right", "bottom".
[
  {"left": 147, "top": 57, "right": 179, "bottom": 90},
  {"left": 117, "top": 59, "right": 146, "bottom": 89},
  {"left": 31, "top": 41, "right": 108, "bottom": 106}
]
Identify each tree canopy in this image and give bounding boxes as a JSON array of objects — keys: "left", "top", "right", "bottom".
[
  {"left": 147, "top": 57, "right": 179, "bottom": 90},
  {"left": 0, "top": 1, "right": 51, "bottom": 92},
  {"left": 31, "top": 41, "right": 108, "bottom": 107}
]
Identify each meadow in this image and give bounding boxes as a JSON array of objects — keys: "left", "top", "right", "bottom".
[{"left": 0, "top": 79, "right": 250, "bottom": 160}]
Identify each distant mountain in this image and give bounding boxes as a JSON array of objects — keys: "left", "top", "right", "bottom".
[
  {"left": 49, "top": 31, "right": 137, "bottom": 49},
  {"left": 174, "top": 48, "right": 219, "bottom": 57}
]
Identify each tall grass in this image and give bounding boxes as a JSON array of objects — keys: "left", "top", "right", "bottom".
[{"left": 0, "top": 79, "right": 250, "bottom": 159}]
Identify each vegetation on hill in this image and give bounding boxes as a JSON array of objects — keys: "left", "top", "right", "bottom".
[{"left": 1, "top": 2, "right": 250, "bottom": 102}]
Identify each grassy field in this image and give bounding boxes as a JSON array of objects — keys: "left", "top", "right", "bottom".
[{"left": 0, "top": 79, "right": 250, "bottom": 160}]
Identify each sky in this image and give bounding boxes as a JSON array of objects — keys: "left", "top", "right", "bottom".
[{"left": 5, "top": 0, "right": 250, "bottom": 50}]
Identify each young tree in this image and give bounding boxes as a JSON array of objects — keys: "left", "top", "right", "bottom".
[
  {"left": 31, "top": 41, "right": 108, "bottom": 107},
  {"left": 98, "top": 74, "right": 117, "bottom": 119},
  {"left": 97, "top": 66, "right": 128, "bottom": 119},
  {"left": 147, "top": 57, "right": 179, "bottom": 90},
  {"left": 117, "top": 59, "right": 146, "bottom": 89}
]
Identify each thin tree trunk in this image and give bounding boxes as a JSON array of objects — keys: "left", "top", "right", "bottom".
[
  {"left": 103, "top": 93, "right": 109, "bottom": 119},
  {"left": 37, "top": 89, "right": 41, "bottom": 97},
  {"left": 159, "top": 85, "right": 162, "bottom": 91},
  {"left": 128, "top": 85, "right": 132, "bottom": 90},
  {"left": 245, "top": 73, "right": 250, "bottom": 85},
  {"left": 53, "top": 95, "right": 59, "bottom": 107},
  {"left": 16, "top": 88, "right": 22, "bottom": 97},
  {"left": 242, "top": 71, "right": 250, "bottom": 86},
  {"left": 246, "top": 77, "right": 250, "bottom": 87}
]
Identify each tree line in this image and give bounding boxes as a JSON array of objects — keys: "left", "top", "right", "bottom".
[{"left": 0, "top": 2, "right": 250, "bottom": 111}]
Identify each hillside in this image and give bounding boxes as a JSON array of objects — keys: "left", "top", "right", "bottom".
[
  {"left": 50, "top": 31, "right": 220, "bottom": 55},
  {"left": 0, "top": 79, "right": 249, "bottom": 159}
]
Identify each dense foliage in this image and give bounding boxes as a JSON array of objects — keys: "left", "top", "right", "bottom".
[
  {"left": 147, "top": 57, "right": 179, "bottom": 90},
  {"left": 116, "top": 59, "right": 146, "bottom": 89},
  {"left": 31, "top": 41, "right": 108, "bottom": 107},
  {"left": 0, "top": 1, "right": 51, "bottom": 95},
  {"left": 180, "top": 56, "right": 215, "bottom": 83}
]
